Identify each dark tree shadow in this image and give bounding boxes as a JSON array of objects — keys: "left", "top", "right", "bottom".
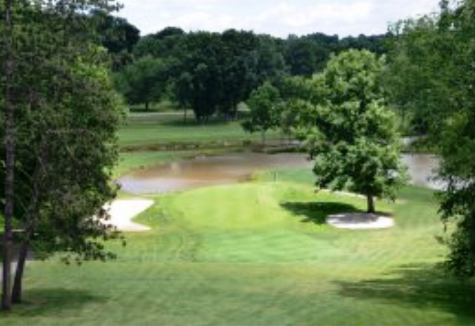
[
  {"left": 335, "top": 264, "right": 475, "bottom": 325},
  {"left": 12, "top": 288, "right": 107, "bottom": 317},
  {"left": 281, "top": 201, "right": 364, "bottom": 225}
]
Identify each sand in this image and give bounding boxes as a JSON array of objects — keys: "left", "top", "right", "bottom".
[
  {"left": 101, "top": 199, "right": 154, "bottom": 232},
  {"left": 326, "top": 213, "right": 395, "bottom": 229}
]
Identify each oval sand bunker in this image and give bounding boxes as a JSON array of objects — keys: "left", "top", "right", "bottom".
[{"left": 326, "top": 213, "right": 395, "bottom": 229}]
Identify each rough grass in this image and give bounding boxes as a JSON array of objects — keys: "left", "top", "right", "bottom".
[{"left": 3, "top": 171, "right": 473, "bottom": 325}]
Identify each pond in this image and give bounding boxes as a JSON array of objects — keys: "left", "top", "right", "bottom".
[{"left": 119, "top": 152, "right": 443, "bottom": 195}]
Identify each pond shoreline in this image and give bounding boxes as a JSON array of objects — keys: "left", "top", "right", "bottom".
[{"left": 118, "top": 151, "right": 442, "bottom": 195}]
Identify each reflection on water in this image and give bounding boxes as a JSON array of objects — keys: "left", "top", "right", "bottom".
[
  {"left": 401, "top": 154, "right": 444, "bottom": 190},
  {"left": 118, "top": 152, "right": 443, "bottom": 195},
  {"left": 119, "top": 153, "right": 313, "bottom": 194}
]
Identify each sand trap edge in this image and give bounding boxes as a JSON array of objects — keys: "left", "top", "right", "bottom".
[{"left": 326, "top": 213, "right": 395, "bottom": 230}]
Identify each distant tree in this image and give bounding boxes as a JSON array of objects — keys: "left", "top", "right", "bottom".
[
  {"left": 115, "top": 56, "right": 169, "bottom": 110},
  {"left": 91, "top": 10, "right": 140, "bottom": 70},
  {"left": 285, "top": 36, "right": 318, "bottom": 77},
  {"left": 170, "top": 30, "right": 286, "bottom": 122},
  {"left": 305, "top": 32, "right": 339, "bottom": 52},
  {"left": 242, "top": 82, "right": 282, "bottom": 144},
  {"left": 290, "top": 50, "right": 407, "bottom": 213},
  {"left": 134, "top": 27, "right": 185, "bottom": 59},
  {"left": 170, "top": 71, "right": 193, "bottom": 122},
  {"left": 339, "top": 34, "right": 388, "bottom": 55},
  {"left": 384, "top": 16, "right": 441, "bottom": 136}
]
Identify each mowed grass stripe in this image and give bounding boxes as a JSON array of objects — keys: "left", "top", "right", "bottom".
[{"left": 3, "top": 180, "right": 471, "bottom": 325}]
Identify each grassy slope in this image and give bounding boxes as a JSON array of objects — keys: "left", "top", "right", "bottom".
[{"left": 4, "top": 168, "right": 474, "bottom": 325}]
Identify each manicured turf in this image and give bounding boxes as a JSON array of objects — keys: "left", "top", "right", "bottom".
[
  {"left": 118, "top": 112, "right": 281, "bottom": 148},
  {"left": 4, "top": 168, "right": 473, "bottom": 325}
]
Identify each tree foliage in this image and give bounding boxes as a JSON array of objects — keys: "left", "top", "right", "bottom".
[
  {"left": 388, "top": 0, "right": 475, "bottom": 278},
  {"left": 1, "top": 0, "right": 125, "bottom": 308},
  {"left": 91, "top": 9, "right": 140, "bottom": 70},
  {"left": 241, "top": 82, "right": 281, "bottom": 144},
  {"left": 115, "top": 56, "right": 170, "bottom": 110},
  {"left": 289, "top": 50, "right": 407, "bottom": 213},
  {"left": 170, "top": 30, "right": 285, "bottom": 122},
  {"left": 133, "top": 27, "right": 185, "bottom": 59}
]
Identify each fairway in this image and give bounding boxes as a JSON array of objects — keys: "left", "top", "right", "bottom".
[
  {"left": 3, "top": 176, "right": 474, "bottom": 326},
  {"left": 118, "top": 112, "right": 282, "bottom": 149}
]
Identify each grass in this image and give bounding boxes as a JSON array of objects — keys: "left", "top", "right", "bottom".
[
  {"left": 128, "top": 100, "right": 180, "bottom": 113},
  {"left": 118, "top": 111, "right": 282, "bottom": 150},
  {"left": 4, "top": 162, "right": 472, "bottom": 325}
]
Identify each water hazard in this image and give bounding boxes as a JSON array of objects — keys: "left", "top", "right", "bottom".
[{"left": 118, "top": 152, "right": 442, "bottom": 195}]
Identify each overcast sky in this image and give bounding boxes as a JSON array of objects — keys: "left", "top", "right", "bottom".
[{"left": 118, "top": 0, "right": 441, "bottom": 38}]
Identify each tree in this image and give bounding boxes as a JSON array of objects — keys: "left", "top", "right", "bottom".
[
  {"left": 285, "top": 36, "right": 318, "bottom": 77},
  {"left": 1, "top": 0, "right": 15, "bottom": 310},
  {"left": 133, "top": 27, "right": 185, "bottom": 59},
  {"left": 290, "top": 50, "right": 407, "bottom": 213},
  {"left": 170, "top": 30, "right": 287, "bottom": 123},
  {"left": 91, "top": 10, "right": 140, "bottom": 70},
  {"left": 1, "top": 0, "right": 125, "bottom": 309},
  {"left": 384, "top": 16, "right": 441, "bottom": 135},
  {"left": 241, "top": 82, "right": 281, "bottom": 144},
  {"left": 387, "top": 0, "right": 475, "bottom": 278},
  {"left": 115, "top": 56, "right": 169, "bottom": 110}
]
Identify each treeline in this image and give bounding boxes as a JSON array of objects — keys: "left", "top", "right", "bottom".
[{"left": 99, "top": 14, "right": 390, "bottom": 122}]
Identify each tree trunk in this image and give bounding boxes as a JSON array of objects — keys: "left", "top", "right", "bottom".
[
  {"left": 2, "top": 0, "right": 15, "bottom": 312},
  {"left": 11, "top": 140, "right": 46, "bottom": 305},
  {"left": 183, "top": 107, "right": 187, "bottom": 123},
  {"left": 261, "top": 130, "right": 266, "bottom": 146},
  {"left": 145, "top": 101, "right": 149, "bottom": 111},
  {"left": 367, "top": 194, "right": 375, "bottom": 214},
  {"left": 11, "top": 240, "right": 29, "bottom": 304}
]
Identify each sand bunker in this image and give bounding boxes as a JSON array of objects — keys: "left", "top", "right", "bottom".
[
  {"left": 326, "top": 213, "right": 395, "bottom": 229},
  {"left": 101, "top": 199, "right": 154, "bottom": 232}
]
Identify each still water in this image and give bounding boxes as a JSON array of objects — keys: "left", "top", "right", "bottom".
[{"left": 119, "top": 153, "right": 442, "bottom": 195}]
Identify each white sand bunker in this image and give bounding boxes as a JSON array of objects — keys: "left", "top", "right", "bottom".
[
  {"left": 326, "top": 213, "right": 395, "bottom": 230},
  {"left": 101, "top": 199, "right": 154, "bottom": 232}
]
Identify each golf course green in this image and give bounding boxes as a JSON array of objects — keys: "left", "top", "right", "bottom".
[{"left": 2, "top": 113, "right": 473, "bottom": 326}]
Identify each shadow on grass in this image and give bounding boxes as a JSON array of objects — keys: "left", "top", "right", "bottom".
[
  {"left": 336, "top": 264, "right": 475, "bottom": 325},
  {"left": 13, "top": 288, "right": 107, "bottom": 317},
  {"left": 281, "top": 201, "right": 364, "bottom": 225}
]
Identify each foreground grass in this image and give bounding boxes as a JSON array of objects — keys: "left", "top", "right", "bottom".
[{"left": 4, "top": 171, "right": 473, "bottom": 325}]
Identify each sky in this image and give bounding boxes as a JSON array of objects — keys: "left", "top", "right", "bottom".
[{"left": 117, "top": 0, "right": 441, "bottom": 38}]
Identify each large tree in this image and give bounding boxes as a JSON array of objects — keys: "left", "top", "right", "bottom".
[
  {"left": 387, "top": 0, "right": 475, "bottom": 278},
  {"left": 290, "top": 50, "right": 407, "bottom": 213},
  {"left": 1, "top": 0, "right": 125, "bottom": 310}
]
